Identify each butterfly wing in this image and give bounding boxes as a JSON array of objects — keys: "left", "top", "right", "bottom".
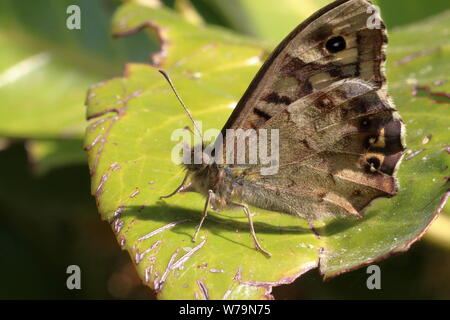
[
  {"left": 219, "top": 0, "right": 406, "bottom": 219},
  {"left": 222, "top": 0, "right": 387, "bottom": 133},
  {"left": 237, "top": 79, "right": 405, "bottom": 220}
]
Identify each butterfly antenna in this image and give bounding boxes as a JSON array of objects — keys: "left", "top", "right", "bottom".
[{"left": 159, "top": 70, "right": 203, "bottom": 141}]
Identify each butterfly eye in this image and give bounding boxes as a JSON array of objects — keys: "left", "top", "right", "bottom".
[
  {"left": 367, "top": 157, "right": 381, "bottom": 172},
  {"left": 325, "top": 36, "right": 346, "bottom": 53}
]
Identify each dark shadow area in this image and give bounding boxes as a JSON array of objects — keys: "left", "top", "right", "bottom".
[
  {"left": 0, "top": 143, "right": 154, "bottom": 299},
  {"left": 120, "top": 202, "right": 314, "bottom": 252}
]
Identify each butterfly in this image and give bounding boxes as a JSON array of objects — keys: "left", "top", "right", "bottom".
[{"left": 160, "top": 0, "right": 406, "bottom": 257}]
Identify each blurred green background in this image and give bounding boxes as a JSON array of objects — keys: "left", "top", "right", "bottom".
[{"left": 0, "top": 0, "right": 449, "bottom": 299}]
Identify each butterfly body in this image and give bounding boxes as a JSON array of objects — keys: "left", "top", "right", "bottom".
[
  {"left": 163, "top": 0, "right": 406, "bottom": 256},
  {"left": 184, "top": 161, "right": 232, "bottom": 211}
]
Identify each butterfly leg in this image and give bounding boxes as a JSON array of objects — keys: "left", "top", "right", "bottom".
[
  {"left": 160, "top": 172, "right": 191, "bottom": 199},
  {"left": 233, "top": 202, "right": 272, "bottom": 257},
  {"left": 307, "top": 221, "right": 321, "bottom": 239},
  {"left": 192, "top": 189, "right": 213, "bottom": 242}
]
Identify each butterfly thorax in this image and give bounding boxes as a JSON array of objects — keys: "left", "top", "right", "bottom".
[{"left": 183, "top": 148, "right": 244, "bottom": 211}]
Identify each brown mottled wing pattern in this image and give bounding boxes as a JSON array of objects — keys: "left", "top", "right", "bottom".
[
  {"left": 221, "top": 0, "right": 405, "bottom": 220},
  {"left": 239, "top": 80, "right": 405, "bottom": 220},
  {"left": 222, "top": 0, "right": 387, "bottom": 134}
]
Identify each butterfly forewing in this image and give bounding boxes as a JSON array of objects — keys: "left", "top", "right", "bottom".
[{"left": 222, "top": 0, "right": 387, "bottom": 133}]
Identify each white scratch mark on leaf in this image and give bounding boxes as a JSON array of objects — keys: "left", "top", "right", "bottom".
[
  {"left": 130, "top": 189, "right": 140, "bottom": 198},
  {"left": 233, "top": 266, "right": 242, "bottom": 281},
  {"left": 156, "top": 249, "right": 179, "bottom": 291},
  {"left": 136, "top": 240, "right": 161, "bottom": 264},
  {"left": 222, "top": 289, "right": 232, "bottom": 300},
  {"left": 138, "top": 219, "right": 191, "bottom": 241},
  {"left": 209, "top": 268, "right": 224, "bottom": 273},
  {"left": 171, "top": 239, "right": 206, "bottom": 271}
]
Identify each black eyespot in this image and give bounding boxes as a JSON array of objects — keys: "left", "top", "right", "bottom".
[
  {"left": 325, "top": 36, "right": 346, "bottom": 53},
  {"left": 367, "top": 157, "right": 381, "bottom": 170}
]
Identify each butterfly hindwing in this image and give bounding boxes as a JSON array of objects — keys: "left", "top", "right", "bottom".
[{"left": 238, "top": 79, "right": 405, "bottom": 220}]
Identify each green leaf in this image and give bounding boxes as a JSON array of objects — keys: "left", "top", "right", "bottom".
[
  {"left": 0, "top": 33, "right": 94, "bottom": 138},
  {"left": 0, "top": 0, "right": 158, "bottom": 172},
  {"left": 0, "top": 0, "right": 115, "bottom": 138},
  {"left": 377, "top": 0, "right": 450, "bottom": 28},
  {"left": 85, "top": 3, "right": 449, "bottom": 299}
]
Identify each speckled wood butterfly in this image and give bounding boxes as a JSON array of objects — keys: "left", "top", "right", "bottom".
[{"left": 161, "top": 0, "right": 406, "bottom": 257}]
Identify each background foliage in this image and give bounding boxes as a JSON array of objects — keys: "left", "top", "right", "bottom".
[{"left": 0, "top": 0, "right": 449, "bottom": 299}]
